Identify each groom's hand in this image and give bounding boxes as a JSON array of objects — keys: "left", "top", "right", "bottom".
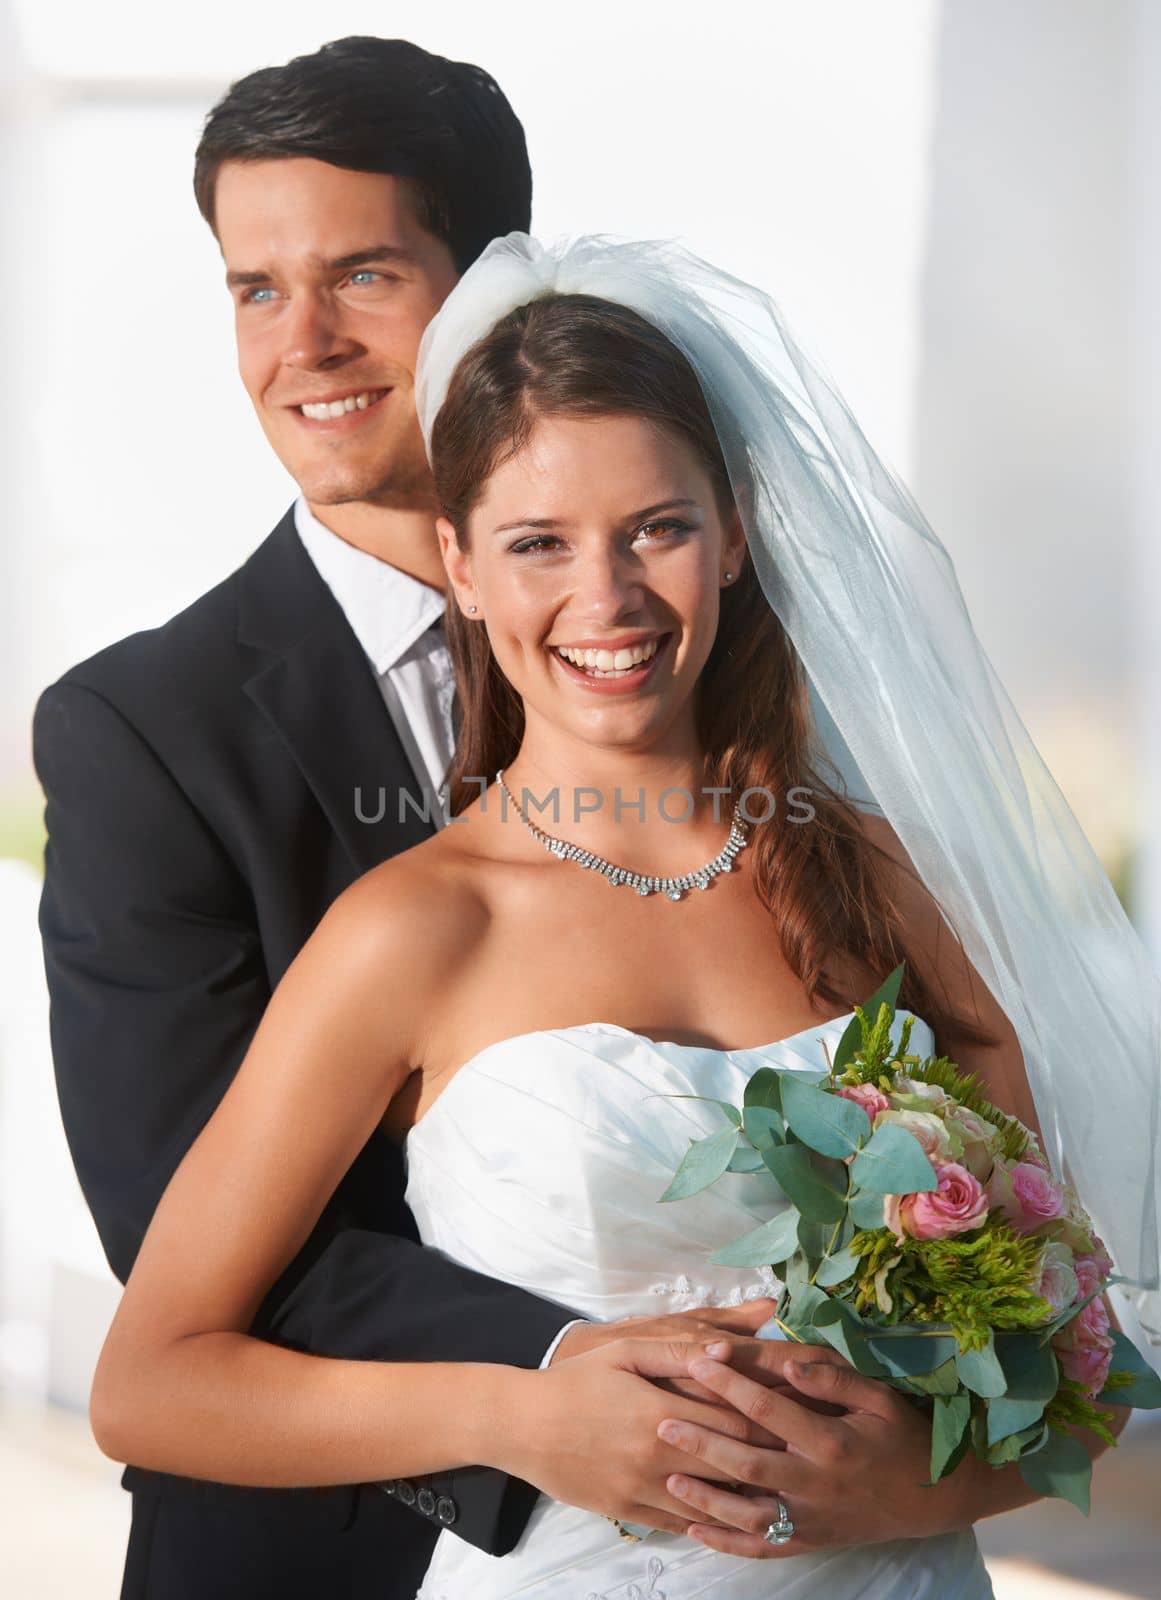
[
  {"left": 654, "top": 1348, "right": 954, "bottom": 1558},
  {"left": 549, "top": 1300, "right": 777, "bottom": 1368},
  {"left": 550, "top": 1306, "right": 848, "bottom": 1416}
]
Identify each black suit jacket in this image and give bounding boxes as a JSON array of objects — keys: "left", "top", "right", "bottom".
[{"left": 33, "top": 509, "right": 572, "bottom": 1599}]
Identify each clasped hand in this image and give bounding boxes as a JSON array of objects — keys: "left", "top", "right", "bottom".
[{"left": 536, "top": 1304, "right": 963, "bottom": 1557}]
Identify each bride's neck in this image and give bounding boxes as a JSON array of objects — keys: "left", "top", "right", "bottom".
[{"left": 498, "top": 745, "right": 729, "bottom": 856}]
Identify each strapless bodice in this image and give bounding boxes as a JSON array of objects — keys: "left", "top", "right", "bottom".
[{"left": 404, "top": 1011, "right": 993, "bottom": 1599}]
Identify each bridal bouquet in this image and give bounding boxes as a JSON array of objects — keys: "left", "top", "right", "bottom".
[{"left": 660, "top": 966, "right": 1161, "bottom": 1511}]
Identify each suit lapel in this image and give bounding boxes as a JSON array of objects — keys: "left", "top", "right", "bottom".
[{"left": 237, "top": 509, "right": 437, "bottom": 874}]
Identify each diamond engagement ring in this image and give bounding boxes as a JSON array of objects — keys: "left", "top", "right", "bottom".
[{"left": 762, "top": 1498, "right": 795, "bottom": 1546}]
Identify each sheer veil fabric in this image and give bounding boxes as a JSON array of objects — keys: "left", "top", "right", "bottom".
[{"left": 415, "top": 233, "right": 1160, "bottom": 1337}]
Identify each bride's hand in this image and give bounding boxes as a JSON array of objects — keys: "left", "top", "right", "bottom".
[{"left": 492, "top": 1336, "right": 791, "bottom": 1535}]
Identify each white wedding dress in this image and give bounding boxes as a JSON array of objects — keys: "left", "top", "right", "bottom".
[{"left": 405, "top": 1009, "right": 994, "bottom": 1599}]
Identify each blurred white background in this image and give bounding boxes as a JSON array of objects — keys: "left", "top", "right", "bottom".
[{"left": 1, "top": 1, "right": 1159, "bottom": 1594}]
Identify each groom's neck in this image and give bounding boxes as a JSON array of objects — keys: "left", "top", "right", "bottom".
[{"left": 305, "top": 497, "right": 447, "bottom": 592}]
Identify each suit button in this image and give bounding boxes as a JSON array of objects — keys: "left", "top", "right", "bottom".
[
  {"left": 436, "top": 1496, "right": 458, "bottom": 1526},
  {"left": 396, "top": 1480, "right": 417, "bottom": 1507},
  {"left": 417, "top": 1487, "right": 436, "bottom": 1516},
  {"left": 377, "top": 1479, "right": 397, "bottom": 1497}
]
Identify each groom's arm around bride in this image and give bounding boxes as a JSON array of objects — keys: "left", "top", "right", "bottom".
[{"left": 32, "top": 38, "right": 807, "bottom": 1600}]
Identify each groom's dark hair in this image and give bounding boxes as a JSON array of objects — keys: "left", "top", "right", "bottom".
[{"left": 193, "top": 36, "right": 531, "bottom": 272}]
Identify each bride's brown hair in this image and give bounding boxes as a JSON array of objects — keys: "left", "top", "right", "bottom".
[{"left": 431, "top": 293, "right": 993, "bottom": 1043}]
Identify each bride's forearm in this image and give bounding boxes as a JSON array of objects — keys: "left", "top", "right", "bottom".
[{"left": 91, "top": 1332, "right": 537, "bottom": 1487}]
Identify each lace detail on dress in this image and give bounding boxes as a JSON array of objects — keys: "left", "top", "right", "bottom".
[
  {"left": 647, "top": 1266, "right": 779, "bottom": 1307},
  {"left": 587, "top": 1554, "right": 667, "bottom": 1599}
]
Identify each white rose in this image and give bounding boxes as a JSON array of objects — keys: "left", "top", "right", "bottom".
[
  {"left": 874, "top": 1107, "right": 953, "bottom": 1163},
  {"left": 945, "top": 1105, "right": 1001, "bottom": 1181}
]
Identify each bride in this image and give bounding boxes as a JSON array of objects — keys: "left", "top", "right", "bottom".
[{"left": 91, "top": 236, "right": 1156, "bottom": 1599}]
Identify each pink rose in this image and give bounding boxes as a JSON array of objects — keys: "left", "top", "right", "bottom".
[
  {"left": 1036, "top": 1242, "right": 1079, "bottom": 1315},
  {"left": 1056, "top": 1340, "right": 1113, "bottom": 1396},
  {"left": 987, "top": 1160, "right": 1067, "bottom": 1235},
  {"left": 1054, "top": 1292, "right": 1114, "bottom": 1397},
  {"left": 1022, "top": 1142, "right": 1051, "bottom": 1171},
  {"left": 885, "top": 1161, "right": 989, "bottom": 1242},
  {"left": 836, "top": 1082, "right": 892, "bottom": 1121},
  {"left": 1076, "top": 1237, "right": 1115, "bottom": 1282},
  {"left": 1073, "top": 1253, "right": 1111, "bottom": 1300}
]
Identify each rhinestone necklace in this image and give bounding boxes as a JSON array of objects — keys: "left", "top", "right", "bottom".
[{"left": 496, "top": 769, "right": 749, "bottom": 901}]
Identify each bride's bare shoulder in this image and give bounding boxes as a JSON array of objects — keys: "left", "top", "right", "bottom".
[{"left": 324, "top": 827, "right": 490, "bottom": 974}]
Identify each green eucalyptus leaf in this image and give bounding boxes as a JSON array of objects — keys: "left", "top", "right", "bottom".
[
  {"left": 787, "top": 1281, "right": 831, "bottom": 1325},
  {"left": 814, "top": 1245, "right": 860, "bottom": 1287},
  {"left": 1096, "top": 1330, "right": 1161, "bottom": 1409},
  {"left": 849, "top": 1123, "right": 938, "bottom": 1194},
  {"left": 710, "top": 1206, "right": 800, "bottom": 1268},
  {"left": 744, "top": 1067, "right": 783, "bottom": 1112},
  {"left": 985, "top": 1417, "right": 1048, "bottom": 1466},
  {"left": 809, "top": 1300, "right": 890, "bottom": 1377},
  {"left": 867, "top": 1331, "right": 959, "bottom": 1378},
  {"left": 742, "top": 1105, "right": 785, "bottom": 1149},
  {"left": 994, "top": 1333, "right": 1059, "bottom": 1402},
  {"left": 1017, "top": 1429, "right": 1094, "bottom": 1514},
  {"left": 782, "top": 1250, "right": 812, "bottom": 1298},
  {"left": 797, "top": 1214, "right": 832, "bottom": 1265},
  {"left": 955, "top": 1332, "right": 1007, "bottom": 1398},
  {"left": 902, "top": 1357, "right": 961, "bottom": 1397},
  {"left": 831, "top": 1014, "right": 864, "bottom": 1076},
  {"left": 780, "top": 1075, "right": 871, "bottom": 1159},
  {"left": 930, "top": 1393, "right": 972, "bottom": 1483},
  {"left": 986, "top": 1395, "right": 1048, "bottom": 1447},
  {"left": 762, "top": 1143, "right": 847, "bottom": 1222},
  {"left": 862, "top": 963, "right": 906, "bottom": 1025},
  {"left": 726, "top": 1145, "right": 767, "bottom": 1173},
  {"left": 666, "top": 1095, "right": 743, "bottom": 1127},
  {"left": 847, "top": 1189, "right": 886, "bottom": 1229},
  {"left": 660, "top": 1126, "right": 739, "bottom": 1202}
]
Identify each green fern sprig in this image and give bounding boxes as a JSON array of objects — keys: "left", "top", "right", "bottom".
[
  {"left": 849, "top": 1222, "right": 1050, "bottom": 1349},
  {"left": 1044, "top": 1379, "right": 1117, "bottom": 1448},
  {"left": 904, "top": 1055, "right": 1029, "bottom": 1162},
  {"left": 841, "top": 1007, "right": 916, "bottom": 1089}
]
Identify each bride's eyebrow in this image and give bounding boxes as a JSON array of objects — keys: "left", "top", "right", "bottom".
[{"left": 492, "top": 499, "right": 702, "bottom": 537}]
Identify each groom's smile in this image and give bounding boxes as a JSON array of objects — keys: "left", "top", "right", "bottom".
[
  {"left": 214, "top": 157, "right": 459, "bottom": 519},
  {"left": 290, "top": 386, "right": 392, "bottom": 427}
]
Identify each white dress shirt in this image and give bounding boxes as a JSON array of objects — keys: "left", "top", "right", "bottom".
[
  {"left": 295, "top": 498, "right": 587, "bottom": 1359},
  {"left": 295, "top": 498, "right": 456, "bottom": 829}
]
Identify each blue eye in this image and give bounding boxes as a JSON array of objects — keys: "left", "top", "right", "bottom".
[
  {"left": 349, "top": 270, "right": 380, "bottom": 285},
  {"left": 242, "top": 287, "right": 277, "bottom": 305}
]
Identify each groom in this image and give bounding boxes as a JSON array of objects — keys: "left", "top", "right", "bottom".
[{"left": 32, "top": 36, "right": 792, "bottom": 1600}]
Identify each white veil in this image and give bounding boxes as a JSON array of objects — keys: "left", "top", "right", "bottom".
[{"left": 415, "top": 233, "right": 1161, "bottom": 1334}]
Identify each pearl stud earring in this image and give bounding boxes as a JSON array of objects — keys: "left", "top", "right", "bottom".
[{"left": 467, "top": 604, "right": 478, "bottom": 614}]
